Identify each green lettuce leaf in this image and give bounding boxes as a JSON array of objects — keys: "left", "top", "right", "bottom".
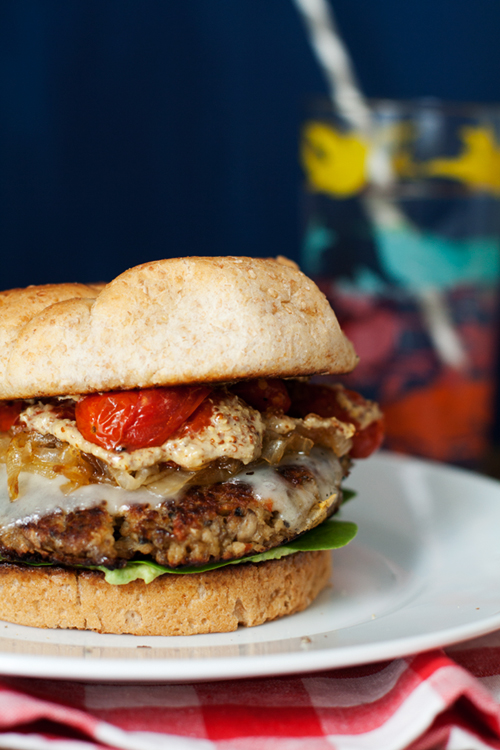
[
  {"left": 95, "top": 517, "right": 357, "bottom": 585},
  {"left": 341, "top": 488, "right": 357, "bottom": 504}
]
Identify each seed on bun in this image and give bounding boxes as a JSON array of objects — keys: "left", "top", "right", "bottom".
[{"left": 0, "top": 257, "right": 383, "bottom": 635}]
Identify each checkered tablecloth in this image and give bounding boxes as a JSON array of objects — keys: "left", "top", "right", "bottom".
[{"left": 2, "top": 631, "right": 500, "bottom": 750}]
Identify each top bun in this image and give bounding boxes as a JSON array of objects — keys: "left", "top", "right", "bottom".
[{"left": 0, "top": 257, "right": 358, "bottom": 399}]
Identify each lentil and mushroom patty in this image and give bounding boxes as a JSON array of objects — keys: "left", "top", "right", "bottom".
[{"left": 0, "top": 449, "right": 347, "bottom": 569}]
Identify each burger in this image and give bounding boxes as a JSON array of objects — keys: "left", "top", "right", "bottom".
[{"left": 0, "top": 256, "right": 383, "bottom": 635}]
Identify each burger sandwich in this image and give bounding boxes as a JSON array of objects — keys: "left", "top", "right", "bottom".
[{"left": 0, "top": 256, "right": 383, "bottom": 635}]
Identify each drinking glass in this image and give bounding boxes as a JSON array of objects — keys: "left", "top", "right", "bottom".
[{"left": 300, "top": 99, "right": 500, "bottom": 466}]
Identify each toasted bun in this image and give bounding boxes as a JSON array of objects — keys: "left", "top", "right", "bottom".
[
  {"left": 0, "top": 257, "right": 357, "bottom": 399},
  {"left": 0, "top": 551, "right": 331, "bottom": 635}
]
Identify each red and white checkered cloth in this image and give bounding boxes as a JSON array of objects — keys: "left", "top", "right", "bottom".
[{"left": 3, "top": 631, "right": 500, "bottom": 750}]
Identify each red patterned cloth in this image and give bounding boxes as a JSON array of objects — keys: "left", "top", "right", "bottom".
[{"left": 2, "top": 632, "right": 500, "bottom": 749}]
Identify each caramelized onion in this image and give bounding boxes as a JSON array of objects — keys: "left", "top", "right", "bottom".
[
  {"left": 261, "top": 432, "right": 315, "bottom": 464},
  {"left": 144, "top": 468, "right": 196, "bottom": 497},
  {"left": 296, "top": 415, "right": 354, "bottom": 456},
  {"left": 187, "top": 458, "right": 243, "bottom": 486},
  {"left": 0, "top": 431, "right": 111, "bottom": 501},
  {"left": 0, "top": 433, "right": 11, "bottom": 457}
]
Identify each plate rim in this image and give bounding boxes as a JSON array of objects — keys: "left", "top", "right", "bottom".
[
  {"left": 1, "top": 451, "right": 500, "bottom": 682},
  {"left": 2, "top": 613, "right": 500, "bottom": 682}
]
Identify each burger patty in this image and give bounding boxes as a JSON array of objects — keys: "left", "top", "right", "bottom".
[{"left": 0, "top": 450, "right": 347, "bottom": 569}]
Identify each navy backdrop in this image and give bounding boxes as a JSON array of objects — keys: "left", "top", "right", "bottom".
[{"left": 1, "top": 0, "right": 500, "bottom": 288}]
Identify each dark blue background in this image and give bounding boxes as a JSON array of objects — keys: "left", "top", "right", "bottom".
[{"left": 1, "top": 0, "right": 499, "bottom": 288}]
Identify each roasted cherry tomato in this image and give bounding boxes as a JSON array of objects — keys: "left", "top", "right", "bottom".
[
  {"left": 75, "top": 385, "right": 211, "bottom": 452},
  {"left": 349, "top": 418, "right": 385, "bottom": 459},
  {"left": 0, "top": 401, "right": 25, "bottom": 431},
  {"left": 288, "top": 382, "right": 384, "bottom": 459},
  {"left": 175, "top": 392, "right": 223, "bottom": 437},
  {"left": 230, "top": 378, "right": 291, "bottom": 413}
]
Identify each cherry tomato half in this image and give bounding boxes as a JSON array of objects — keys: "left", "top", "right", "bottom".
[
  {"left": 75, "top": 385, "right": 211, "bottom": 452},
  {"left": 349, "top": 418, "right": 385, "bottom": 459},
  {"left": 175, "top": 392, "right": 224, "bottom": 437},
  {"left": 0, "top": 401, "right": 25, "bottom": 432},
  {"left": 288, "top": 382, "right": 384, "bottom": 459},
  {"left": 230, "top": 378, "right": 291, "bottom": 413}
]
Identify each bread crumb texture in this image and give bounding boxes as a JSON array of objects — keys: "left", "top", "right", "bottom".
[{"left": 0, "top": 551, "right": 332, "bottom": 635}]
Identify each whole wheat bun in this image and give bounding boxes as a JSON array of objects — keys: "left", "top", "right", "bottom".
[
  {"left": 0, "top": 256, "right": 357, "bottom": 399},
  {"left": 0, "top": 551, "right": 331, "bottom": 635}
]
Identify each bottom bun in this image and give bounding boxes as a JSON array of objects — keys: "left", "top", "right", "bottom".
[{"left": 0, "top": 551, "right": 332, "bottom": 635}]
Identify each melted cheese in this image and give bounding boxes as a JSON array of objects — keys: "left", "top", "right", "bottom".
[
  {"left": 0, "top": 447, "right": 342, "bottom": 532},
  {"left": 230, "top": 447, "right": 343, "bottom": 531}
]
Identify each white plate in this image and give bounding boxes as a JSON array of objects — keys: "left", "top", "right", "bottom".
[{"left": 1, "top": 452, "right": 500, "bottom": 682}]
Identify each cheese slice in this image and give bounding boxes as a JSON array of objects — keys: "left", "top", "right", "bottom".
[{"left": 0, "top": 447, "right": 343, "bottom": 533}]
